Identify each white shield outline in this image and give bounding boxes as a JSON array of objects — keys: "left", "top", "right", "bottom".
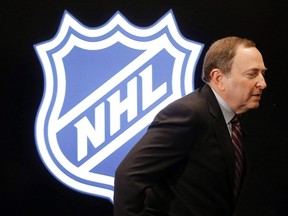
[{"left": 34, "top": 10, "right": 204, "bottom": 202}]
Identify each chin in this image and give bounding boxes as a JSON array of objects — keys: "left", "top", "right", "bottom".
[{"left": 249, "top": 103, "right": 260, "bottom": 110}]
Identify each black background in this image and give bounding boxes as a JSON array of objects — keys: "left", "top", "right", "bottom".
[{"left": 3, "top": 0, "right": 288, "bottom": 215}]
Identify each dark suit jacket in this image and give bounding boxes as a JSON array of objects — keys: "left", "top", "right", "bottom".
[{"left": 114, "top": 84, "right": 247, "bottom": 216}]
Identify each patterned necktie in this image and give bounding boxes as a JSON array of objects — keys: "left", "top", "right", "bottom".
[{"left": 231, "top": 114, "right": 244, "bottom": 198}]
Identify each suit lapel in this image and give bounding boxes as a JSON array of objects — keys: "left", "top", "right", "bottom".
[
  {"left": 202, "top": 85, "right": 235, "bottom": 194},
  {"left": 212, "top": 118, "right": 235, "bottom": 193}
]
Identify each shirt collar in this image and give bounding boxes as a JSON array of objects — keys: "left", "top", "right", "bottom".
[{"left": 210, "top": 87, "right": 235, "bottom": 124}]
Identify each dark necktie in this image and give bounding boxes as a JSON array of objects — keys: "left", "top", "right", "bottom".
[{"left": 231, "top": 114, "right": 244, "bottom": 198}]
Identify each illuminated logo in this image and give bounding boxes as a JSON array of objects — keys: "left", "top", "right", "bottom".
[{"left": 34, "top": 10, "right": 203, "bottom": 202}]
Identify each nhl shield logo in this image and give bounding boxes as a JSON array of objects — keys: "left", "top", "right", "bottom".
[{"left": 34, "top": 10, "right": 203, "bottom": 202}]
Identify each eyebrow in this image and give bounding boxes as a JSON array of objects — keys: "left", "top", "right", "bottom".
[{"left": 246, "top": 67, "right": 268, "bottom": 73}]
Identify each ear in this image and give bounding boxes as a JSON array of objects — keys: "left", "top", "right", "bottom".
[{"left": 210, "top": 69, "right": 225, "bottom": 91}]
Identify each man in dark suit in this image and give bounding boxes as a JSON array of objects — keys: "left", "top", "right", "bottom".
[{"left": 113, "top": 36, "right": 267, "bottom": 216}]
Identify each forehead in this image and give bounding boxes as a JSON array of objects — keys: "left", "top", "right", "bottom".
[{"left": 233, "top": 46, "right": 266, "bottom": 70}]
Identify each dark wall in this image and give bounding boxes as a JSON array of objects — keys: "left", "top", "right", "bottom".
[{"left": 3, "top": 0, "right": 288, "bottom": 215}]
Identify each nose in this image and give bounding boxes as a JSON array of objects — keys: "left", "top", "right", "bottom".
[{"left": 256, "top": 74, "right": 267, "bottom": 89}]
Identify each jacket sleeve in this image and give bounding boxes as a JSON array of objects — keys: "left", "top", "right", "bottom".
[{"left": 113, "top": 98, "right": 197, "bottom": 216}]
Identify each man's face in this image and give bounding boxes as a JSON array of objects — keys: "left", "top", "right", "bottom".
[{"left": 223, "top": 45, "right": 267, "bottom": 114}]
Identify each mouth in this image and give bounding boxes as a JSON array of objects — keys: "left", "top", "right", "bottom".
[{"left": 252, "top": 94, "right": 262, "bottom": 100}]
